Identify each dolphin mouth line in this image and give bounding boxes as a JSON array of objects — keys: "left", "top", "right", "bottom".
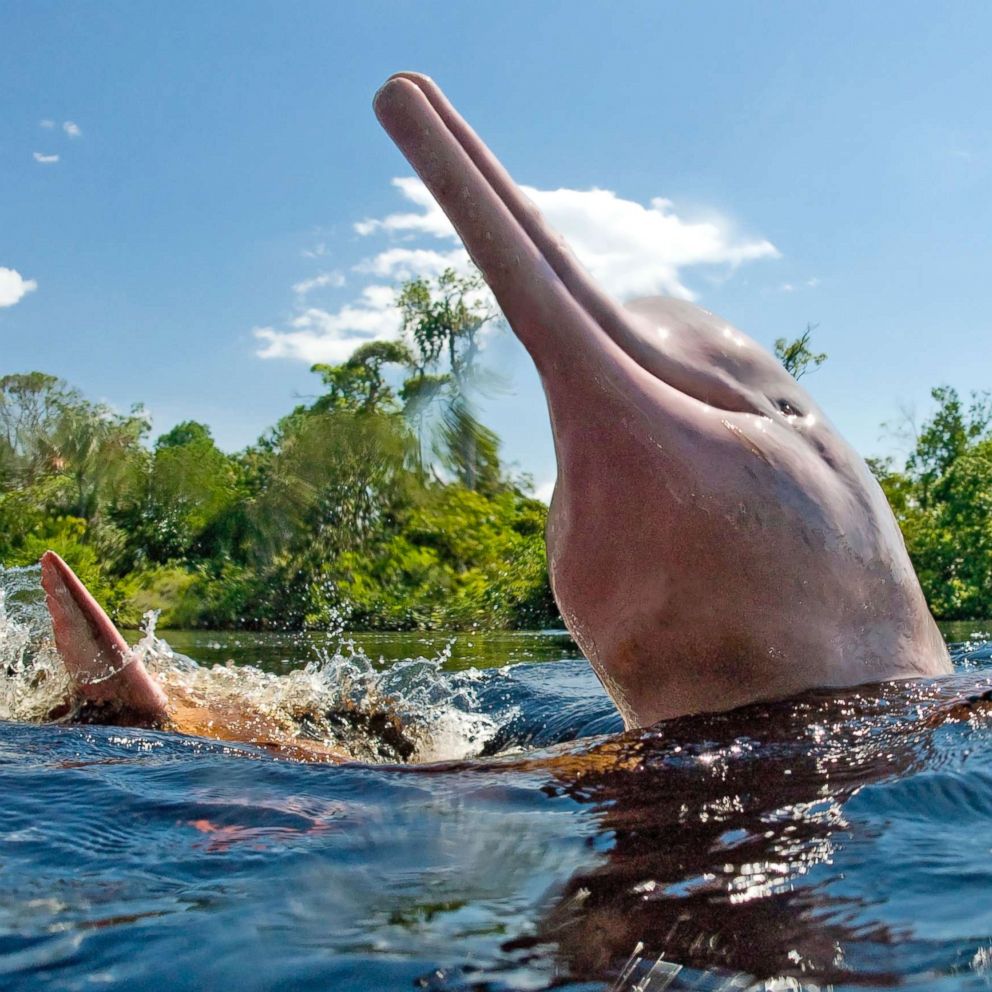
[
  {"left": 373, "top": 74, "right": 641, "bottom": 372},
  {"left": 375, "top": 73, "right": 770, "bottom": 425}
]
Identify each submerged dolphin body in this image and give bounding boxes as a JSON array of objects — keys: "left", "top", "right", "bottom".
[{"left": 373, "top": 73, "right": 951, "bottom": 728}]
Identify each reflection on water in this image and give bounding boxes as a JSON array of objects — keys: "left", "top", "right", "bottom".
[
  {"left": 5, "top": 563, "right": 992, "bottom": 990},
  {"left": 938, "top": 620, "right": 992, "bottom": 647},
  {"left": 146, "top": 627, "right": 582, "bottom": 673}
]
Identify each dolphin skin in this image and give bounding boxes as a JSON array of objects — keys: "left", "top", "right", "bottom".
[
  {"left": 373, "top": 72, "right": 951, "bottom": 728},
  {"left": 41, "top": 550, "right": 169, "bottom": 723}
]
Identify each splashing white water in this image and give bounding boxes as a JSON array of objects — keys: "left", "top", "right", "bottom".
[
  {"left": 0, "top": 565, "right": 73, "bottom": 722},
  {"left": 0, "top": 566, "right": 511, "bottom": 763},
  {"left": 142, "top": 624, "right": 505, "bottom": 763}
]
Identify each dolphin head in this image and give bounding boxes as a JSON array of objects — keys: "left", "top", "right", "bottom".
[{"left": 374, "top": 73, "right": 950, "bottom": 728}]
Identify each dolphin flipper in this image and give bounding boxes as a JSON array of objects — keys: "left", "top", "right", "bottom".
[
  {"left": 37, "top": 552, "right": 356, "bottom": 761},
  {"left": 40, "top": 551, "right": 169, "bottom": 724}
]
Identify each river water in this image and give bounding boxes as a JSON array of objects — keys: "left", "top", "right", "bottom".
[{"left": 4, "top": 564, "right": 992, "bottom": 990}]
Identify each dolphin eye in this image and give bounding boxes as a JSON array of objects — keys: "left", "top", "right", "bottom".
[{"left": 777, "top": 399, "right": 804, "bottom": 418}]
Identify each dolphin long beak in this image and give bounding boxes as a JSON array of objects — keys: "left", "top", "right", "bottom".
[
  {"left": 373, "top": 74, "right": 751, "bottom": 437},
  {"left": 374, "top": 73, "right": 627, "bottom": 384}
]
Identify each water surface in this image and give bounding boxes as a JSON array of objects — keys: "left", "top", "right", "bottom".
[{"left": 3, "top": 565, "right": 992, "bottom": 990}]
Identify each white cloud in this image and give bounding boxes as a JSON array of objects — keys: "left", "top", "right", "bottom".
[
  {"left": 0, "top": 267, "right": 38, "bottom": 308},
  {"left": 354, "top": 177, "right": 456, "bottom": 239},
  {"left": 33, "top": 152, "right": 59, "bottom": 164},
  {"left": 292, "top": 270, "right": 346, "bottom": 296},
  {"left": 534, "top": 478, "right": 556, "bottom": 504},
  {"left": 39, "top": 119, "right": 55, "bottom": 129},
  {"left": 778, "top": 276, "right": 820, "bottom": 294},
  {"left": 257, "top": 174, "right": 779, "bottom": 363},
  {"left": 254, "top": 285, "right": 400, "bottom": 364},
  {"left": 63, "top": 121, "right": 82, "bottom": 138},
  {"left": 525, "top": 185, "right": 777, "bottom": 300},
  {"left": 354, "top": 176, "right": 777, "bottom": 300},
  {"left": 354, "top": 247, "right": 467, "bottom": 281}
]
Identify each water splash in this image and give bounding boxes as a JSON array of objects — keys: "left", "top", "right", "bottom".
[
  {"left": 0, "top": 564, "right": 73, "bottom": 722},
  {"left": 0, "top": 565, "right": 513, "bottom": 763}
]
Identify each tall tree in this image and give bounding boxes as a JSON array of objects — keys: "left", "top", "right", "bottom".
[
  {"left": 774, "top": 324, "right": 827, "bottom": 380},
  {"left": 396, "top": 268, "right": 503, "bottom": 491},
  {"left": 41, "top": 401, "right": 149, "bottom": 523},
  {"left": 0, "top": 372, "right": 80, "bottom": 486},
  {"left": 311, "top": 340, "right": 413, "bottom": 414},
  {"left": 113, "top": 421, "right": 241, "bottom": 565},
  {"left": 906, "top": 385, "right": 992, "bottom": 505}
]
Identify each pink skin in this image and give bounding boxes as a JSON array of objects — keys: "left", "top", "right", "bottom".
[
  {"left": 40, "top": 551, "right": 168, "bottom": 723},
  {"left": 374, "top": 73, "right": 951, "bottom": 728}
]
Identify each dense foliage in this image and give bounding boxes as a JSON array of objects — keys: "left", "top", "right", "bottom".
[
  {"left": 870, "top": 386, "right": 992, "bottom": 620},
  {"left": 4, "top": 312, "right": 992, "bottom": 626},
  {"left": 0, "top": 273, "right": 559, "bottom": 630}
]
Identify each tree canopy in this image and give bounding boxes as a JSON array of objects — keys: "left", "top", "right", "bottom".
[
  {"left": 774, "top": 324, "right": 827, "bottom": 380},
  {"left": 0, "top": 271, "right": 556, "bottom": 631},
  {"left": 5, "top": 302, "right": 992, "bottom": 626}
]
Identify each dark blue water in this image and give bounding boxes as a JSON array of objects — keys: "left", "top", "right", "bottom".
[{"left": 5, "top": 568, "right": 992, "bottom": 990}]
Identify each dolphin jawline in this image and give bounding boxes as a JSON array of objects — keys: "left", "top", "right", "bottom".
[{"left": 372, "top": 73, "right": 752, "bottom": 425}]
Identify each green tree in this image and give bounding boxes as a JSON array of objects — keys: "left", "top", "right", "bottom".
[
  {"left": 0, "top": 363, "right": 559, "bottom": 633},
  {"left": 397, "top": 268, "right": 504, "bottom": 491},
  {"left": 774, "top": 324, "right": 827, "bottom": 380},
  {"left": 334, "top": 486, "right": 557, "bottom": 630},
  {"left": 0, "top": 372, "right": 80, "bottom": 486},
  {"left": 906, "top": 439, "right": 992, "bottom": 618},
  {"left": 877, "top": 386, "right": 992, "bottom": 619},
  {"left": 244, "top": 409, "right": 417, "bottom": 627},
  {"left": 906, "top": 386, "right": 992, "bottom": 505},
  {"left": 311, "top": 340, "right": 413, "bottom": 414},
  {"left": 42, "top": 400, "right": 150, "bottom": 523},
  {"left": 112, "top": 421, "right": 241, "bottom": 566},
  {"left": 434, "top": 396, "right": 504, "bottom": 497}
]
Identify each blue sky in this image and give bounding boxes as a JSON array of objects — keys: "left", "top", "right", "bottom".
[{"left": 2, "top": 2, "right": 991, "bottom": 496}]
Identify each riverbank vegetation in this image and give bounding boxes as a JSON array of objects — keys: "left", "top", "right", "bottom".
[
  {"left": 870, "top": 387, "right": 992, "bottom": 620},
  {"left": 0, "top": 272, "right": 556, "bottom": 630},
  {"left": 2, "top": 278, "right": 990, "bottom": 626}
]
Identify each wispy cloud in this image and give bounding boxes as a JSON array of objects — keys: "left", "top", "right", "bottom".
[
  {"left": 520, "top": 186, "right": 778, "bottom": 300},
  {"left": 39, "top": 119, "right": 55, "bottom": 129},
  {"left": 63, "top": 120, "right": 82, "bottom": 138},
  {"left": 354, "top": 247, "right": 466, "bottom": 281},
  {"left": 353, "top": 178, "right": 455, "bottom": 239},
  {"left": 32, "top": 152, "right": 59, "bottom": 164},
  {"left": 255, "top": 285, "right": 399, "bottom": 363},
  {"left": 534, "top": 478, "right": 556, "bottom": 504},
  {"left": 778, "top": 277, "right": 820, "bottom": 293},
  {"left": 292, "top": 270, "right": 346, "bottom": 297},
  {"left": 0, "top": 267, "right": 38, "bottom": 308},
  {"left": 256, "top": 175, "right": 779, "bottom": 364}
]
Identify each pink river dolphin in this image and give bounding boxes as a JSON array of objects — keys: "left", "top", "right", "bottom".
[
  {"left": 34, "top": 74, "right": 951, "bottom": 751},
  {"left": 372, "top": 72, "right": 951, "bottom": 728}
]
